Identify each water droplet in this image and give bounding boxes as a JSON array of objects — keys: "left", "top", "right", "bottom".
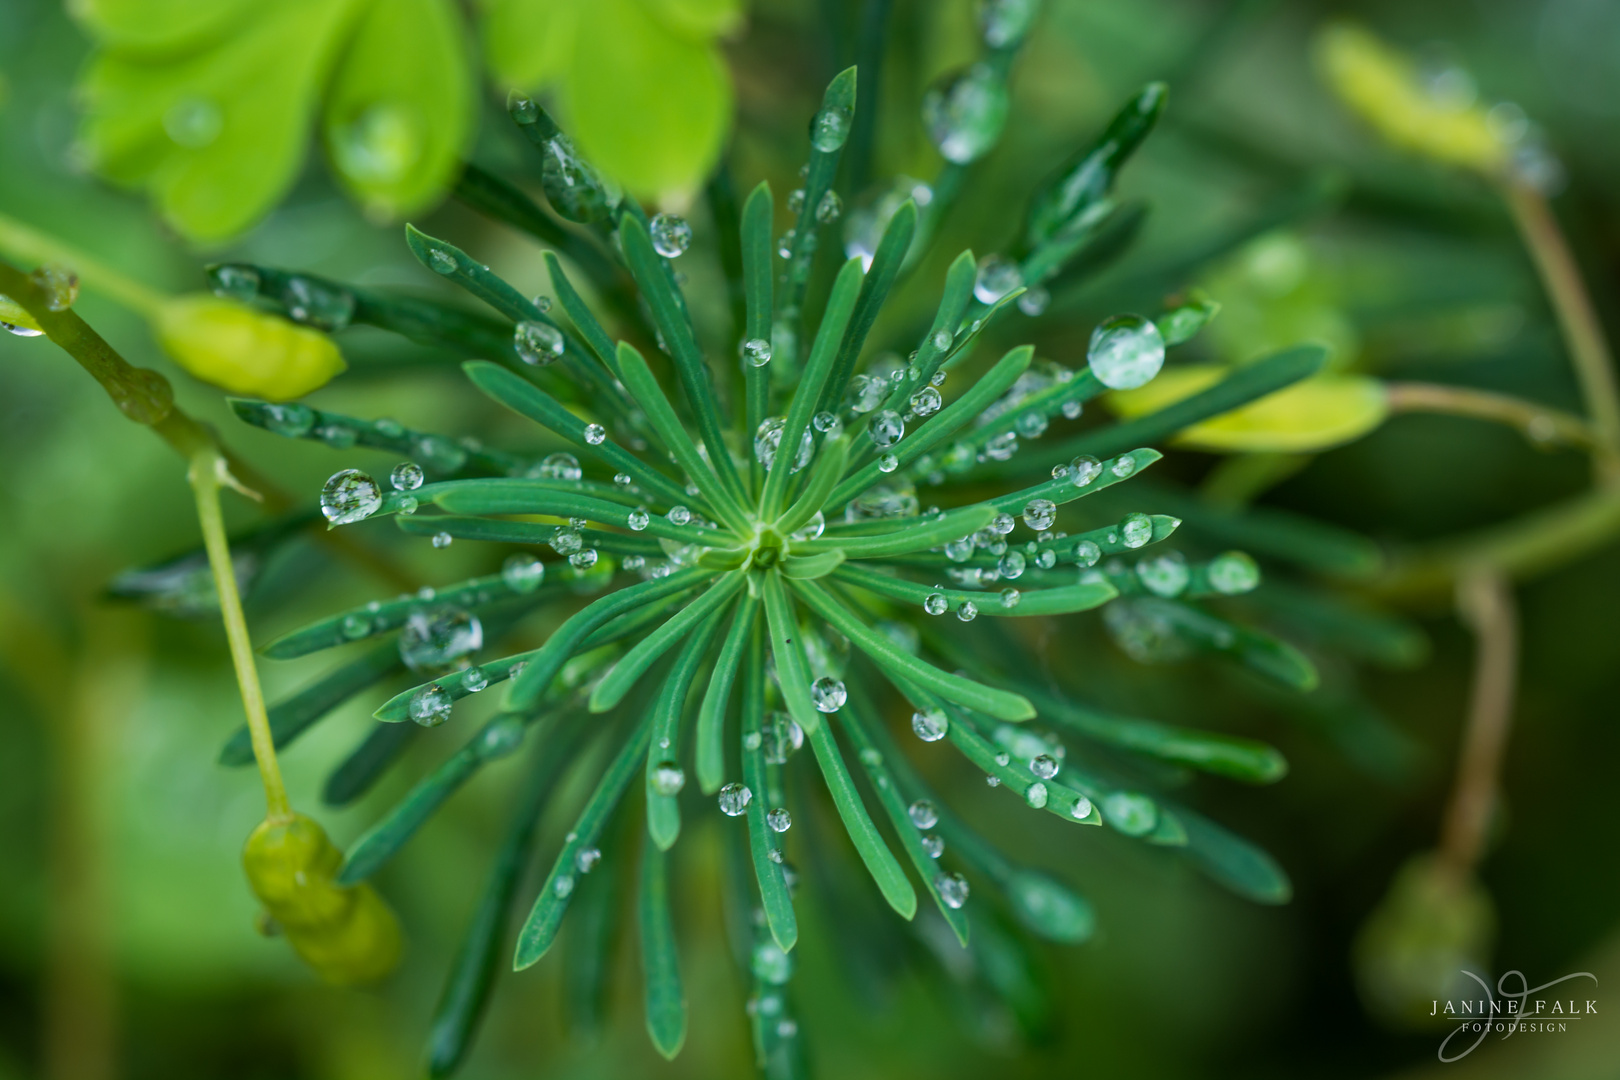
[
  {"left": 920, "top": 834, "right": 945, "bottom": 859},
  {"left": 427, "top": 248, "right": 457, "bottom": 275},
  {"left": 718, "top": 782, "right": 753, "bottom": 816},
  {"left": 1111, "top": 453, "right": 1137, "bottom": 478},
  {"left": 258, "top": 403, "right": 313, "bottom": 438},
  {"left": 1025, "top": 781, "right": 1049, "bottom": 808},
  {"left": 984, "top": 431, "right": 1018, "bottom": 461},
  {"left": 810, "top": 677, "right": 846, "bottom": 713},
  {"left": 877, "top": 452, "right": 899, "bottom": 473},
  {"left": 1015, "top": 411, "right": 1048, "bottom": 439},
  {"left": 923, "top": 592, "right": 948, "bottom": 616},
  {"left": 944, "top": 535, "right": 976, "bottom": 563},
  {"left": 787, "top": 188, "right": 806, "bottom": 213},
  {"left": 514, "top": 320, "right": 565, "bottom": 365},
  {"left": 935, "top": 871, "right": 970, "bottom": 908},
  {"left": 932, "top": 329, "right": 953, "bottom": 353},
  {"left": 399, "top": 608, "right": 483, "bottom": 672},
  {"left": 623, "top": 507, "right": 650, "bottom": 532},
  {"left": 815, "top": 189, "right": 843, "bottom": 224},
  {"left": 320, "top": 469, "right": 382, "bottom": 524},
  {"left": 550, "top": 530, "right": 583, "bottom": 556},
  {"left": 461, "top": 666, "right": 489, "bottom": 693},
  {"left": 923, "top": 63, "right": 1009, "bottom": 164},
  {"left": 753, "top": 940, "right": 793, "bottom": 985},
  {"left": 651, "top": 761, "right": 686, "bottom": 795},
  {"left": 1017, "top": 285, "right": 1050, "bottom": 316},
  {"left": 1088, "top": 313, "right": 1166, "bottom": 390},
  {"left": 810, "top": 105, "right": 852, "bottom": 152},
  {"left": 30, "top": 264, "right": 79, "bottom": 311},
  {"left": 569, "top": 549, "right": 598, "bottom": 570},
  {"left": 582, "top": 423, "right": 607, "bottom": 445},
  {"left": 341, "top": 613, "right": 371, "bottom": 640},
  {"left": 957, "top": 601, "right": 979, "bottom": 622},
  {"left": 1071, "top": 795, "right": 1094, "bottom": 820},
  {"left": 1073, "top": 540, "right": 1102, "bottom": 567},
  {"left": 527, "top": 452, "right": 578, "bottom": 483},
  {"left": 553, "top": 874, "right": 575, "bottom": 898},
  {"left": 163, "top": 96, "right": 222, "bottom": 148},
  {"left": 1120, "top": 513, "right": 1153, "bottom": 549},
  {"left": 767, "top": 807, "right": 792, "bottom": 833},
  {"left": 993, "top": 552, "right": 1024, "bottom": 582},
  {"left": 1017, "top": 499, "right": 1057, "bottom": 533},
  {"left": 409, "top": 684, "right": 452, "bottom": 726},
  {"left": 912, "top": 709, "right": 949, "bottom": 742},
  {"left": 1068, "top": 455, "right": 1103, "bottom": 488},
  {"left": 812, "top": 411, "right": 842, "bottom": 437},
  {"left": 741, "top": 337, "right": 772, "bottom": 367},
  {"left": 538, "top": 132, "right": 621, "bottom": 223},
  {"left": 575, "top": 847, "right": 601, "bottom": 873},
  {"left": 754, "top": 416, "right": 814, "bottom": 473},
  {"left": 846, "top": 373, "right": 888, "bottom": 414},
  {"left": 908, "top": 800, "right": 938, "bottom": 829},
  {"left": 995, "top": 752, "right": 1011, "bottom": 767},
  {"left": 649, "top": 213, "right": 692, "bottom": 258},
  {"left": 667, "top": 505, "right": 691, "bottom": 526},
  {"left": 431, "top": 531, "right": 453, "bottom": 549},
  {"left": 763, "top": 713, "right": 804, "bottom": 764},
  {"left": 909, "top": 385, "right": 942, "bottom": 417},
  {"left": 1137, "top": 551, "right": 1189, "bottom": 597},
  {"left": 386, "top": 462, "right": 423, "bottom": 492},
  {"left": 1207, "top": 551, "right": 1260, "bottom": 594},
  {"left": 869, "top": 409, "right": 905, "bottom": 447},
  {"left": 281, "top": 276, "right": 354, "bottom": 331},
  {"left": 979, "top": 0, "right": 1040, "bottom": 47},
  {"left": 1030, "top": 754, "right": 1059, "bottom": 780},
  {"left": 973, "top": 254, "right": 1022, "bottom": 304},
  {"left": 999, "top": 587, "right": 1021, "bottom": 608}
]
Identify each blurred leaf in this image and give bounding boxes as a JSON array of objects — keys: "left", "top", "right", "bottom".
[
  {"left": 321, "top": 0, "right": 473, "bottom": 220},
  {"left": 75, "top": 0, "right": 473, "bottom": 241},
  {"left": 1109, "top": 365, "right": 1388, "bottom": 453},
  {"left": 484, "top": 0, "right": 583, "bottom": 90},
  {"left": 642, "top": 0, "right": 743, "bottom": 41}
]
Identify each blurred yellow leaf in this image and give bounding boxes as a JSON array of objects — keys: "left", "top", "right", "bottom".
[
  {"left": 484, "top": 0, "right": 584, "bottom": 90},
  {"left": 642, "top": 0, "right": 744, "bottom": 41},
  {"left": 1109, "top": 364, "right": 1389, "bottom": 452},
  {"left": 156, "top": 295, "right": 346, "bottom": 400}
]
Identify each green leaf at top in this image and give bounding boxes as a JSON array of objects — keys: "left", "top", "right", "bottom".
[
  {"left": 484, "top": 0, "right": 583, "bottom": 90},
  {"left": 69, "top": 0, "right": 254, "bottom": 55},
  {"left": 321, "top": 0, "right": 473, "bottom": 221},
  {"left": 567, "top": 0, "right": 733, "bottom": 196},
  {"left": 75, "top": 0, "right": 474, "bottom": 241}
]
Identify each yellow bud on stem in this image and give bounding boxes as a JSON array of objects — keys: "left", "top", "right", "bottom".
[{"left": 157, "top": 295, "right": 346, "bottom": 400}]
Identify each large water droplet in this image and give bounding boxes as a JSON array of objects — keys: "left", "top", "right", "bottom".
[
  {"left": 535, "top": 452, "right": 582, "bottom": 482},
  {"left": 1022, "top": 498, "right": 1057, "bottom": 531},
  {"left": 935, "top": 872, "right": 970, "bottom": 908},
  {"left": 741, "top": 337, "right": 772, "bottom": 367},
  {"left": 399, "top": 608, "right": 483, "bottom": 671},
  {"left": 583, "top": 423, "right": 607, "bottom": 445},
  {"left": 502, "top": 553, "right": 546, "bottom": 593},
  {"left": 908, "top": 800, "right": 939, "bottom": 829},
  {"left": 922, "top": 64, "right": 1009, "bottom": 164},
  {"left": 718, "top": 782, "right": 753, "bottom": 816},
  {"left": 390, "top": 462, "right": 424, "bottom": 491},
  {"left": 1120, "top": 512, "right": 1154, "bottom": 548},
  {"left": 1088, "top": 313, "right": 1166, "bottom": 389},
  {"left": 973, "top": 254, "right": 1022, "bottom": 304},
  {"left": 539, "top": 133, "right": 621, "bottom": 223},
  {"left": 909, "top": 385, "right": 942, "bottom": 417},
  {"left": 649, "top": 213, "right": 693, "bottom": 258},
  {"left": 810, "top": 677, "right": 846, "bottom": 713},
  {"left": 755, "top": 417, "right": 813, "bottom": 472},
  {"left": 1137, "top": 551, "right": 1190, "bottom": 597},
  {"left": 763, "top": 712, "right": 804, "bottom": 764},
  {"left": 912, "top": 709, "right": 948, "bottom": 741},
  {"left": 1207, "top": 551, "right": 1260, "bottom": 594},
  {"left": 651, "top": 761, "right": 686, "bottom": 795},
  {"left": 320, "top": 469, "right": 382, "bottom": 524},
  {"left": 767, "top": 807, "right": 792, "bottom": 833},
  {"left": 810, "top": 105, "right": 852, "bottom": 152},
  {"left": 408, "top": 684, "right": 452, "bottom": 727},
  {"left": 515, "top": 320, "right": 565, "bottom": 365},
  {"left": 868, "top": 409, "right": 905, "bottom": 447},
  {"left": 979, "top": 0, "right": 1040, "bottom": 47}
]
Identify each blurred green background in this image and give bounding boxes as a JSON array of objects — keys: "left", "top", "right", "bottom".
[{"left": 2, "top": 0, "right": 1618, "bottom": 1077}]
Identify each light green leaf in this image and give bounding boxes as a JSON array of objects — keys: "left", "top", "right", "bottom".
[
  {"left": 640, "top": 0, "right": 743, "bottom": 41},
  {"left": 70, "top": 0, "right": 255, "bottom": 55},
  {"left": 321, "top": 0, "right": 473, "bottom": 220},
  {"left": 567, "top": 0, "right": 731, "bottom": 196},
  {"left": 484, "top": 0, "right": 583, "bottom": 89}
]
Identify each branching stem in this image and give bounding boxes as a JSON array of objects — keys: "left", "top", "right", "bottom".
[
  {"left": 0, "top": 211, "right": 168, "bottom": 318},
  {"left": 1504, "top": 181, "right": 1620, "bottom": 483},
  {"left": 1384, "top": 380, "right": 1596, "bottom": 450},
  {"left": 1436, "top": 568, "right": 1518, "bottom": 880}
]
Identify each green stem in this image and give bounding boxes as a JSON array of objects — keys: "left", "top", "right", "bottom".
[
  {"left": 189, "top": 446, "right": 292, "bottom": 822},
  {"left": 1504, "top": 181, "right": 1620, "bottom": 482},
  {"left": 1383, "top": 381, "right": 1597, "bottom": 451},
  {"left": 0, "top": 211, "right": 169, "bottom": 318}
]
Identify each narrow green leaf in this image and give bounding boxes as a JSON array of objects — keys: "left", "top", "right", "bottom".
[
  {"left": 639, "top": 838, "right": 687, "bottom": 1059},
  {"left": 780, "top": 550, "right": 846, "bottom": 579},
  {"left": 830, "top": 562, "right": 1116, "bottom": 617},
  {"left": 820, "top": 200, "right": 916, "bottom": 414},
  {"left": 613, "top": 342, "right": 753, "bottom": 533},
  {"left": 646, "top": 604, "right": 730, "bottom": 850},
  {"left": 760, "top": 257, "right": 865, "bottom": 520},
  {"left": 395, "top": 513, "right": 662, "bottom": 556},
  {"left": 775, "top": 434, "right": 849, "bottom": 538},
  {"left": 337, "top": 712, "right": 537, "bottom": 885},
  {"left": 220, "top": 641, "right": 401, "bottom": 765},
  {"left": 508, "top": 568, "right": 717, "bottom": 709},
  {"left": 696, "top": 594, "right": 758, "bottom": 795},
  {"left": 1003, "top": 870, "right": 1095, "bottom": 944},
  {"left": 514, "top": 710, "right": 652, "bottom": 969},
  {"left": 776, "top": 66, "right": 858, "bottom": 336},
  {"left": 874, "top": 249, "right": 978, "bottom": 418},
  {"left": 790, "top": 577, "right": 1034, "bottom": 721},
  {"left": 1132, "top": 597, "right": 1320, "bottom": 691},
  {"left": 794, "top": 503, "right": 996, "bottom": 560},
  {"left": 740, "top": 181, "right": 774, "bottom": 451},
  {"left": 461, "top": 360, "right": 692, "bottom": 510},
  {"left": 322, "top": 721, "right": 419, "bottom": 808},
  {"left": 542, "top": 251, "right": 622, "bottom": 374},
  {"left": 1243, "top": 581, "right": 1428, "bottom": 668},
  {"left": 594, "top": 572, "right": 745, "bottom": 711},
  {"left": 426, "top": 719, "right": 586, "bottom": 1077},
  {"left": 431, "top": 478, "right": 734, "bottom": 547},
  {"left": 618, "top": 214, "right": 749, "bottom": 506},
  {"left": 984, "top": 448, "right": 1164, "bottom": 517},
  {"left": 1176, "top": 804, "right": 1292, "bottom": 904},
  {"left": 838, "top": 698, "right": 969, "bottom": 944},
  {"left": 739, "top": 624, "right": 798, "bottom": 950},
  {"left": 457, "top": 167, "right": 623, "bottom": 300}
]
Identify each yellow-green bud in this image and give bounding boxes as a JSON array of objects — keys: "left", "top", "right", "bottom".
[
  {"left": 156, "top": 294, "right": 346, "bottom": 400},
  {"left": 1315, "top": 23, "right": 1508, "bottom": 175},
  {"left": 242, "top": 813, "right": 401, "bottom": 985}
]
